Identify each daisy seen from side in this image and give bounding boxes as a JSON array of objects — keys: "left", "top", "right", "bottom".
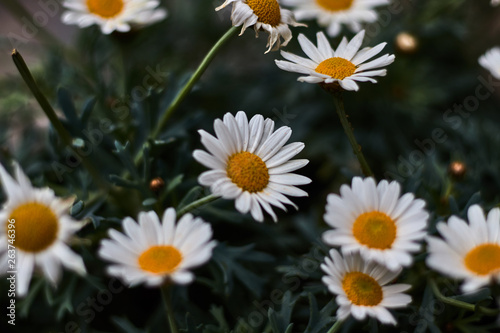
[
  {"left": 322, "top": 249, "right": 412, "bottom": 325},
  {"left": 426, "top": 204, "right": 500, "bottom": 293},
  {"left": 479, "top": 47, "right": 500, "bottom": 80},
  {"left": 99, "top": 208, "right": 216, "bottom": 287},
  {"left": 281, "top": 0, "right": 389, "bottom": 37},
  {"left": 193, "top": 111, "right": 311, "bottom": 222},
  {"left": 323, "top": 177, "right": 428, "bottom": 271},
  {"left": 275, "top": 30, "right": 395, "bottom": 91},
  {"left": 0, "top": 162, "right": 86, "bottom": 297},
  {"left": 62, "top": 0, "right": 167, "bottom": 34},
  {"left": 215, "top": 0, "right": 305, "bottom": 53}
]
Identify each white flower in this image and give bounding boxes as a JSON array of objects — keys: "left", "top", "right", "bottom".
[
  {"left": 0, "top": 162, "right": 86, "bottom": 297},
  {"left": 193, "top": 111, "right": 311, "bottom": 222},
  {"left": 323, "top": 177, "right": 428, "bottom": 271},
  {"left": 62, "top": 0, "right": 167, "bottom": 34},
  {"left": 479, "top": 47, "right": 500, "bottom": 80},
  {"left": 427, "top": 205, "right": 500, "bottom": 293},
  {"left": 275, "top": 30, "right": 395, "bottom": 91},
  {"left": 215, "top": 0, "right": 305, "bottom": 53},
  {"left": 321, "top": 249, "right": 412, "bottom": 325},
  {"left": 492, "top": 0, "right": 500, "bottom": 7},
  {"left": 99, "top": 208, "right": 216, "bottom": 287},
  {"left": 282, "top": 0, "right": 389, "bottom": 37}
]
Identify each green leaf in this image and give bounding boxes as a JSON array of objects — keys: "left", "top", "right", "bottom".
[
  {"left": 303, "top": 294, "right": 336, "bottom": 333},
  {"left": 268, "top": 291, "right": 295, "bottom": 333}
]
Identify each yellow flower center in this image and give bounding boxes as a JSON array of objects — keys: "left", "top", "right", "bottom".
[
  {"left": 8, "top": 202, "right": 59, "bottom": 253},
  {"left": 138, "top": 245, "right": 183, "bottom": 274},
  {"left": 464, "top": 243, "right": 500, "bottom": 276},
  {"left": 342, "top": 271, "right": 383, "bottom": 306},
  {"left": 227, "top": 151, "right": 270, "bottom": 193},
  {"left": 315, "top": 57, "right": 357, "bottom": 80},
  {"left": 246, "top": 0, "right": 282, "bottom": 27},
  {"left": 316, "top": 0, "right": 354, "bottom": 12},
  {"left": 86, "top": 0, "right": 125, "bottom": 19},
  {"left": 352, "top": 211, "right": 397, "bottom": 250}
]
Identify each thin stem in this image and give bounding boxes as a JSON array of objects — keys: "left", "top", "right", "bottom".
[
  {"left": 161, "top": 284, "right": 178, "bottom": 333},
  {"left": 332, "top": 92, "right": 374, "bottom": 178},
  {"left": 134, "top": 26, "right": 239, "bottom": 166},
  {"left": 430, "top": 279, "right": 499, "bottom": 316},
  {"left": 177, "top": 194, "right": 219, "bottom": 217},
  {"left": 326, "top": 319, "right": 344, "bottom": 333},
  {"left": 12, "top": 50, "right": 108, "bottom": 190}
]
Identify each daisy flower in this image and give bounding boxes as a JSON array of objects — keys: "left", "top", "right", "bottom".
[
  {"left": 0, "top": 162, "right": 86, "bottom": 297},
  {"left": 426, "top": 205, "right": 500, "bottom": 293},
  {"left": 479, "top": 47, "right": 500, "bottom": 80},
  {"left": 215, "top": 0, "right": 305, "bottom": 53},
  {"left": 321, "top": 249, "right": 412, "bottom": 325},
  {"left": 62, "top": 0, "right": 167, "bottom": 34},
  {"left": 99, "top": 208, "right": 216, "bottom": 287},
  {"left": 323, "top": 177, "right": 428, "bottom": 271},
  {"left": 275, "top": 30, "right": 395, "bottom": 91},
  {"left": 193, "top": 111, "right": 311, "bottom": 222},
  {"left": 282, "top": 0, "right": 389, "bottom": 37}
]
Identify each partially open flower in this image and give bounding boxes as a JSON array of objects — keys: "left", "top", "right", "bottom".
[{"left": 216, "top": 0, "right": 305, "bottom": 53}]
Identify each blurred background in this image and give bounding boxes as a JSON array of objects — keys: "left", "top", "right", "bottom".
[{"left": 1, "top": 0, "right": 500, "bottom": 332}]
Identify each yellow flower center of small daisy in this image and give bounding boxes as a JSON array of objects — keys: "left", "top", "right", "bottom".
[
  {"left": 315, "top": 57, "right": 357, "bottom": 80},
  {"left": 86, "top": 0, "right": 125, "bottom": 19},
  {"left": 464, "top": 243, "right": 500, "bottom": 276},
  {"left": 7, "top": 202, "right": 59, "bottom": 253},
  {"left": 342, "top": 271, "right": 383, "bottom": 306},
  {"left": 227, "top": 151, "right": 270, "bottom": 193},
  {"left": 246, "top": 0, "right": 282, "bottom": 27},
  {"left": 316, "top": 0, "right": 354, "bottom": 12},
  {"left": 352, "top": 211, "right": 397, "bottom": 250},
  {"left": 138, "top": 245, "right": 183, "bottom": 274}
]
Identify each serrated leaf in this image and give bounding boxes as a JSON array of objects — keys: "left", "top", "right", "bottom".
[
  {"left": 304, "top": 294, "right": 336, "bottom": 333},
  {"left": 268, "top": 291, "right": 295, "bottom": 333}
]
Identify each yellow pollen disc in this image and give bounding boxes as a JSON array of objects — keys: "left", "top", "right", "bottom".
[
  {"left": 227, "top": 151, "right": 270, "bottom": 193},
  {"left": 8, "top": 202, "right": 59, "bottom": 253},
  {"left": 86, "top": 0, "right": 125, "bottom": 19},
  {"left": 464, "top": 243, "right": 500, "bottom": 276},
  {"left": 315, "top": 57, "right": 357, "bottom": 80},
  {"left": 316, "top": 0, "right": 354, "bottom": 12},
  {"left": 246, "top": 0, "right": 282, "bottom": 27},
  {"left": 352, "top": 211, "right": 397, "bottom": 250},
  {"left": 138, "top": 245, "right": 183, "bottom": 274},
  {"left": 342, "top": 271, "right": 383, "bottom": 306}
]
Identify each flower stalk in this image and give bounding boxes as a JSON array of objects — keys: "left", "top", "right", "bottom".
[
  {"left": 177, "top": 194, "right": 219, "bottom": 217},
  {"left": 332, "top": 91, "right": 374, "bottom": 178},
  {"left": 161, "top": 284, "right": 179, "bottom": 333}
]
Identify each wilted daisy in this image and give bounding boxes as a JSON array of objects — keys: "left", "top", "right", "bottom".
[
  {"left": 275, "top": 30, "right": 395, "bottom": 91},
  {"left": 99, "top": 208, "right": 216, "bottom": 287},
  {"left": 215, "top": 0, "right": 305, "bottom": 53},
  {"left": 282, "top": 0, "right": 389, "bottom": 37},
  {"left": 0, "top": 162, "right": 86, "bottom": 297},
  {"left": 322, "top": 249, "right": 411, "bottom": 325},
  {"left": 193, "top": 111, "right": 311, "bottom": 222},
  {"left": 62, "top": 0, "right": 167, "bottom": 34},
  {"left": 427, "top": 205, "right": 500, "bottom": 293},
  {"left": 479, "top": 47, "right": 500, "bottom": 80},
  {"left": 323, "top": 177, "right": 428, "bottom": 271}
]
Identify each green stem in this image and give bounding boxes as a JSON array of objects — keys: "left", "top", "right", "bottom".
[
  {"left": 177, "top": 194, "right": 219, "bottom": 217},
  {"left": 134, "top": 26, "right": 239, "bottom": 166},
  {"left": 12, "top": 50, "right": 108, "bottom": 190},
  {"left": 332, "top": 92, "right": 374, "bottom": 178},
  {"left": 326, "top": 319, "right": 344, "bottom": 333},
  {"left": 161, "top": 285, "right": 178, "bottom": 333},
  {"left": 430, "top": 279, "right": 499, "bottom": 316}
]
